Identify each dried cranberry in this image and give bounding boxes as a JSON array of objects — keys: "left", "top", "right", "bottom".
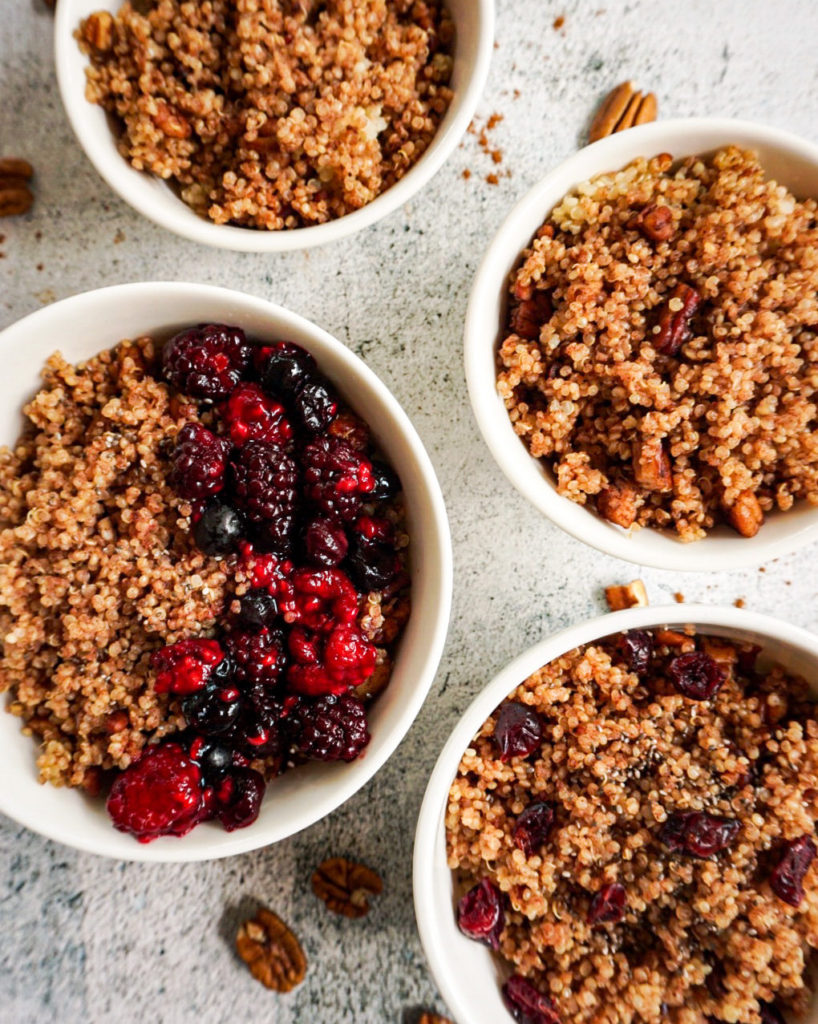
[
  {"left": 151, "top": 639, "right": 225, "bottom": 696},
  {"left": 226, "top": 627, "right": 287, "bottom": 688},
  {"left": 107, "top": 742, "right": 205, "bottom": 842},
  {"left": 293, "top": 693, "right": 370, "bottom": 761},
  {"left": 513, "top": 802, "right": 555, "bottom": 857},
  {"left": 668, "top": 651, "right": 726, "bottom": 701},
  {"left": 193, "top": 502, "right": 244, "bottom": 556},
  {"left": 221, "top": 382, "right": 292, "bottom": 448},
  {"left": 759, "top": 1003, "right": 786, "bottom": 1024},
  {"left": 236, "top": 589, "right": 279, "bottom": 630},
  {"left": 737, "top": 643, "right": 762, "bottom": 675},
  {"left": 181, "top": 685, "right": 241, "bottom": 736},
  {"left": 616, "top": 629, "right": 654, "bottom": 673},
  {"left": 456, "top": 878, "right": 504, "bottom": 950},
  {"left": 260, "top": 342, "right": 316, "bottom": 397},
  {"left": 587, "top": 882, "right": 626, "bottom": 925},
  {"left": 502, "top": 975, "right": 561, "bottom": 1024},
  {"left": 169, "top": 423, "right": 232, "bottom": 500},
  {"left": 304, "top": 517, "right": 349, "bottom": 567},
  {"left": 216, "top": 766, "right": 266, "bottom": 831},
  {"left": 290, "top": 377, "right": 338, "bottom": 434},
  {"left": 494, "top": 702, "right": 543, "bottom": 762},
  {"left": 659, "top": 811, "right": 740, "bottom": 858},
  {"left": 770, "top": 835, "right": 817, "bottom": 907},
  {"left": 163, "top": 323, "right": 250, "bottom": 400},
  {"left": 302, "top": 436, "right": 375, "bottom": 522}
]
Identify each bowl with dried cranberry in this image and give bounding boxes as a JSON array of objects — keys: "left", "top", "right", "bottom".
[
  {"left": 465, "top": 119, "right": 818, "bottom": 571},
  {"left": 0, "top": 282, "right": 451, "bottom": 861},
  {"left": 414, "top": 603, "right": 818, "bottom": 1024}
]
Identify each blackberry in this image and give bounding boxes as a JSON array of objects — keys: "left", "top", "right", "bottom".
[
  {"left": 237, "top": 588, "right": 279, "bottom": 630},
  {"left": 294, "top": 694, "right": 370, "bottom": 762},
  {"left": 194, "top": 502, "right": 244, "bottom": 556},
  {"left": 169, "top": 423, "right": 232, "bottom": 500},
  {"left": 181, "top": 685, "right": 241, "bottom": 736},
  {"left": 162, "top": 323, "right": 251, "bottom": 400},
  {"left": 226, "top": 626, "right": 287, "bottom": 688},
  {"left": 222, "top": 382, "right": 292, "bottom": 448},
  {"left": 290, "top": 377, "right": 338, "bottom": 434},
  {"left": 232, "top": 441, "right": 299, "bottom": 549},
  {"left": 304, "top": 517, "right": 349, "bottom": 567},
  {"left": 216, "top": 766, "right": 266, "bottom": 831},
  {"left": 260, "top": 342, "right": 316, "bottom": 397},
  {"left": 302, "top": 436, "right": 375, "bottom": 522},
  {"left": 229, "top": 701, "right": 288, "bottom": 761}
]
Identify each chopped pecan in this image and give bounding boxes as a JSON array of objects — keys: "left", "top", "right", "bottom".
[
  {"left": 311, "top": 857, "right": 383, "bottom": 918},
  {"left": 597, "top": 481, "right": 639, "bottom": 528},
  {"left": 81, "top": 766, "right": 104, "bottom": 798},
  {"left": 353, "top": 657, "right": 391, "bottom": 700},
  {"left": 509, "top": 291, "right": 553, "bottom": 340},
  {"left": 604, "top": 580, "right": 648, "bottom": 611},
  {"left": 105, "top": 710, "right": 129, "bottom": 734},
  {"left": 652, "top": 283, "right": 701, "bottom": 355},
  {"left": 655, "top": 628, "right": 695, "bottom": 651},
  {"left": 701, "top": 637, "right": 738, "bottom": 668},
  {"left": 726, "top": 489, "right": 764, "bottom": 538},
  {"left": 589, "top": 81, "right": 657, "bottom": 142},
  {"left": 633, "top": 438, "right": 673, "bottom": 492},
  {"left": 629, "top": 203, "right": 674, "bottom": 243},
  {"left": 236, "top": 908, "right": 307, "bottom": 993},
  {"left": 82, "top": 11, "right": 114, "bottom": 51},
  {"left": 419, "top": 1015, "right": 455, "bottom": 1024},
  {"left": 154, "top": 101, "right": 191, "bottom": 140}
]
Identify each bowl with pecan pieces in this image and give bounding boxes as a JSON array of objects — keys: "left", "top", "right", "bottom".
[
  {"left": 465, "top": 119, "right": 818, "bottom": 571},
  {"left": 414, "top": 603, "right": 818, "bottom": 1024},
  {"left": 54, "top": 0, "right": 494, "bottom": 251}
]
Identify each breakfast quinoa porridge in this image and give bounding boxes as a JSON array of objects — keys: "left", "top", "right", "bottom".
[
  {"left": 77, "top": 0, "right": 454, "bottom": 230},
  {"left": 446, "top": 627, "right": 818, "bottom": 1024},
  {"left": 497, "top": 147, "right": 818, "bottom": 541}
]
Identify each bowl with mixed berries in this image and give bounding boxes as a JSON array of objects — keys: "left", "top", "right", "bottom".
[{"left": 0, "top": 282, "right": 451, "bottom": 861}]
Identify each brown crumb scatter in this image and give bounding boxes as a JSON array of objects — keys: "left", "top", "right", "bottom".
[
  {"left": 462, "top": 168, "right": 471, "bottom": 180},
  {"left": 553, "top": 14, "right": 565, "bottom": 29},
  {"left": 734, "top": 597, "right": 746, "bottom": 608},
  {"left": 486, "top": 173, "right": 499, "bottom": 186},
  {"left": 673, "top": 591, "right": 685, "bottom": 603}
]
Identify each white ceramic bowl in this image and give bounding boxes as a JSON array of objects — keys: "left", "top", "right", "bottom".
[
  {"left": 414, "top": 603, "right": 818, "bottom": 1024},
  {"left": 465, "top": 118, "right": 818, "bottom": 572},
  {"left": 54, "top": 0, "right": 494, "bottom": 252},
  {"left": 0, "top": 282, "right": 452, "bottom": 862}
]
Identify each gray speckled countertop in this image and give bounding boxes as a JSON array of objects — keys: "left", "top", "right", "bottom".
[{"left": 2, "top": 1, "right": 818, "bottom": 1021}]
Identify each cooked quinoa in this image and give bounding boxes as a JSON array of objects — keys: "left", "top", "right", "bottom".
[
  {"left": 0, "top": 338, "right": 229, "bottom": 790},
  {"left": 497, "top": 147, "right": 818, "bottom": 541},
  {"left": 446, "top": 628, "right": 818, "bottom": 1024},
  {"left": 77, "top": 0, "right": 454, "bottom": 230}
]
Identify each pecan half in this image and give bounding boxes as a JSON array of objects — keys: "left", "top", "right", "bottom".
[
  {"left": 652, "top": 283, "right": 701, "bottom": 355},
  {"left": 0, "top": 158, "right": 34, "bottom": 218},
  {"left": 589, "top": 81, "right": 658, "bottom": 142},
  {"left": 628, "top": 203, "right": 675, "bottom": 243},
  {"left": 633, "top": 438, "right": 673, "bottom": 492},
  {"left": 509, "top": 291, "right": 553, "bottom": 340},
  {"left": 726, "top": 489, "right": 764, "bottom": 538},
  {"left": 311, "top": 857, "right": 383, "bottom": 918},
  {"left": 604, "top": 579, "right": 648, "bottom": 612},
  {"left": 236, "top": 908, "right": 307, "bottom": 992},
  {"left": 597, "top": 481, "right": 639, "bottom": 529}
]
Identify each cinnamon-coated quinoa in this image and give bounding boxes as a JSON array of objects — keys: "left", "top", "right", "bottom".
[
  {"left": 446, "top": 629, "right": 818, "bottom": 1023},
  {"left": 77, "top": 0, "right": 454, "bottom": 230},
  {"left": 497, "top": 147, "right": 818, "bottom": 540}
]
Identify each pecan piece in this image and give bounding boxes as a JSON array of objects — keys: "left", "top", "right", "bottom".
[
  {"left": 419, "top": 1015, "right": 455, "bottom": 1024},
  {"left": 154, "top": 101, "right": 192, "bottom": 140},
  {"left": 589, "top": 81, "right": 658, "bottom": 142},
  {"left": 82, "top": 11, "right": 114, "bottom": 51},
  {"left": 604, "top": 579, "right": 648, "bottom": 612},
  {"left": 655, "top": 628, "right": 695, "bottom": 651},
  {"left": 628, "top": 203, "right": 674, "bottom": 243},
  {"left": 311, "top": 857, "right": 383, "bottom": 918},
  {"left": 327, "top": 410, "right": 370, "bottom": 451},
  {"left": 726, "top": 489, "right": 764, "bottom": 538},
  {"left": 236, "top": 908, "right": 306, "bottom": 993},
  {"left": 509, "top": 290, "right": 553, "bottom": 340},
  {"left": 0, "top": 158, "right": 34, "bottom": 218},
  {"left": 105, "top": 709, "right": 129, "bottom": 734},
  {"left": 633, "top": 438, "right": 673, "bottom": 492},
  {"left": 597, "top": 481, "right": 639, "bottom": 528},
  {"left": 652, "top": 283, "right": 701, "bottom": 355},
  {"left": 0, "top": 158, "right": 33, "bottom": 180}
]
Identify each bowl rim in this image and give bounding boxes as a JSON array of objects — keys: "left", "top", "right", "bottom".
[
  {"left": 413, "top": 602, "right": 818, "bottom": 1023},
  {"left": 53, "top": 0, "right": 496, "bottom": 253},
  {"left": 464, "top": 116, "right": 818, "bottom": 573},
  {"left": 0, "top": 281, "right": 454, "bottom": 862}
]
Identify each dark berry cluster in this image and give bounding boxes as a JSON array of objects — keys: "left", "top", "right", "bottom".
[{"left": 106, "top": 324, "right": 407, "bottom": 843}]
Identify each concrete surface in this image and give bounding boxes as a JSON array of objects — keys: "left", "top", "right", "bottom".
[{"left": 1, "top": 0, "right": 817, "bottom": 1021}]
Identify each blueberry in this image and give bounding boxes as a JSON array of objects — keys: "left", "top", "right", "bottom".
[
  {"left": 194, "top": 503, "right": 244, "bottom": 556},
  {"left": 369, "top": 461, "right": 400, "bottom": 501},
  {"left": 195, "top": 741, "right": 233, "bottom": 783},
  {"left": 181, "top": 687, "right": 241, "bottom": 736},
  {"left": 291, "top": 377, "right": 337, "bottom": 433},
  {"left": 237, "top": 589, "right": 279, "bottom": 630},
  {"left": 260, "top": 344, "right": 315, "bottom": 397},
  {"left": 346, "top": 538, "right": 398, "bottom": 591}
]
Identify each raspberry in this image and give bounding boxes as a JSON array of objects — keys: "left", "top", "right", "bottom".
[
  {"left": 294, "top": 694, "right": 370, "bottom": 761},
  {"left": 221, "top": 383, "right": 292, "bottom": 448},
  {"left": 107, "top": 742, "right": 205, "bottom": 842},
  {"left": 216, "top": 766, "right": 266, "bottom": 831},
  {"left": 162, "top": 324, "right": 251, "bottom": 400},
  {"left": 232, "top": 441, "right": 299, "bottom": 551},
  {"left": 287, "top": 624, "right": 376, "bottom": 696},
  {"left": 302, "top": 436, "right": 375, "bottom": 522},
  {"left": 323, "top": 624, "right": 377, "bottom": 685},
  {"left": 260, "top": 342, "right": 316, "bottom": 397},
  {"left": 280, "top": 567, "right": 359, "bottom": 631},
  {"left": 151, "top": 638, "right": 225, "bottom": 696},
  {"left": 170, "top": 423, "right": 232, "bottom": 500},
  {"left": 238, "top": 543, "right": 295, "bottom": 595},
  {"left": 226, "top": 627, "right": 287, "bottom": 688}
]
